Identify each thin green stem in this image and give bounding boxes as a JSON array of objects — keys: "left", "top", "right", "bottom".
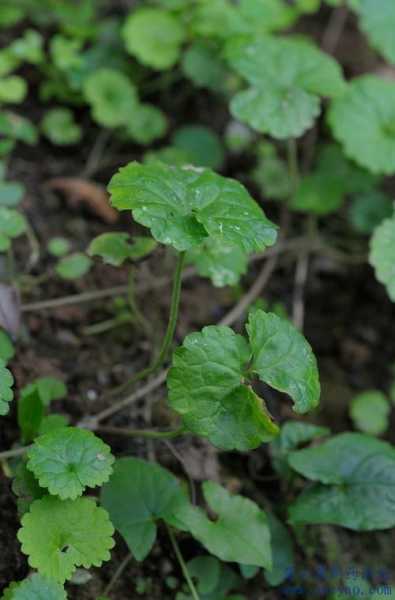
[
  {"left": 108, "top": 251, "right": 185, "bottom": 397},
  {"left": 166, "top": 525, "right": 200, "bottom": 600},
  {"left": 0, "top": 446, "right": 30, "bottom": 460},
  {"left": 287, "top": 138, "right": 299, "bottom": 195},
  {"left": 95, "top": 425, "right": 186, "bottom": 440}
]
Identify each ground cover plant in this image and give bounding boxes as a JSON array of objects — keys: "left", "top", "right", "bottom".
[{"left": 1, "top": 0, "right": 395, "bottom": 598}]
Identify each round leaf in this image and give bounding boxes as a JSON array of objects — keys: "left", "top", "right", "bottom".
[
  {"left": 369, "top": 213, "right": 395, "bottom": 301},
  {"left": 83, "top": 68, "right": 138, "bottom": 128},
  {"left": 122, "top": 8, "right": 185, "bottom": 70},
  {"left": 8, "top": 574, "right": 67, "bottom": 600},
  {"left": 18, "top": 496, "right": 114, "bottom": 582},
  {"left": 350, "top": 390, "right": 390, "bottom": 436},
  {"left": 328, "top": 76, "right": 395, "bottom": 174},
  {"left": 47, "top": 237, "right": 71, "bottom": 257},
  {"left": 172, "top": 125, "right": 225, "bottom": 170},
  {"left": 108, "top": 162, "right": 277, "bottom": 253},
  {"left": 0, "top": 207, "right": 27, "bottom": 238},
  {"left": 41, "top": 108, "right": 81, "bottom": 146},
  {"left": 125, "top": 103, "right": 167, "bottom": 145},
  {"left": 27, "top": 427, "right": 114, "bottom": 499},
  {"left": 226, "top": 36, "right": 345, "bottom": 139},
  {"left": 348, "top": 190, "right": 394, "bottom": 235},
  {"left": 55, "top": 253, "right": 92, "bottom": 280}
]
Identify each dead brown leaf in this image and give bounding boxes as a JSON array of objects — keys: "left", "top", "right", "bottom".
[{"left": 46, "top": 177, "right": 119, "bottom": 224}]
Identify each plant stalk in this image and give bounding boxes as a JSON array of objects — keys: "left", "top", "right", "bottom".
[{"left": 166, "top": 524, "right": 200, "bottom": 600}]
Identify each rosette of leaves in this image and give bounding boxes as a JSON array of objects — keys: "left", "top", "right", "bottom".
[
  {"left": 26, "top": 427, "right": 114, "bottom": 499},
  {"left": 108, "top": 162, "right": 277, "bottom": 253},
  {"left": 168, "top": 309, "right": 320, "bottom": 450},
  {"left": 225, "top": 35, "right": 345, "bottom": 139},
  {"left": 369, "top": 212, "right": 395, "bottom": 301},
  {"left": 0, "top": 359, "right": 14, "bottom": 415},
  {"left": 122, "top": 7, "right": 186, "bottom": 70},
  {"left": 18, "top": 496, "right": 114, "bottom": 582},
  {"left": 83, "top": 68, "right": 139, "bottom": 128},
  {"left": 328, "top": 75, "right": 395, "bottom": 174},
  {"left": 288, "top": 433, "right": 395, "bottom": 530}
]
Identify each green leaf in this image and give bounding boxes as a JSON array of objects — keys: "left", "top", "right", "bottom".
[
  {"left": 21, "top": 376, "right": 67, "bottom": 407},
  {"left": 369, "top": 213, "right": 395, "bottom": 301},
  {"left": 27, "top": 427, "right": 114, "bottom": 500},
  {"left": 18, "top": 496, "right": 114, "bottom": 582},
  {"left": 38, "top": 414, "right": 69, "bottom": 436},
  {"left": 177, "top": 481, "right": 272, "bottom": 569},
  {"left": 226, "top": 36, "right": 345, "bottom": 139},
  {"left": 187, "top": 556, "right": 221, "bottom": 595},
  {"left": 55, "top": 253, "right": 92, "bottom": 280},
  {"left": 7, "top": 574, "right": 67, "bottom": 599},
  {"left": 89, "top": 232, "right": 157, "bottom": 266},
  {"left": 8, "top": 29, "right": 43, "bottom": 65},
  {"left": 122, "top": 8, "right": 185, "bottom": 69},
  {"left": 168, "top": 326, "right": 279, "bottom": 450},
  {"left": 172, "top": 126, "right": 225, "bottom": 170},
  {"left": 0, "top": 76, "right": 27, "bottom": 104},
  {"left": 0, "top": 181, "right": 24, "bottom": 207},
  {"left": 12, "top": 461, "right": 45, "bottom": 516},
  {"left": 100, "top": 457, "right": 189, "bottom": 561},
  {"left": 247, "top": 310, "right": 320, "bottom": 414},
  {"left": 187, "top": 238, "right": 248, "bottom": 287},
  {"left": 83, "top": 68, "right": 138, "bottom": 128},
  {"left": 47, "top": 237, "right": 71, "bottom": 257},
  {"left": 18, "top": 387, "right": 44, "bottom": 442},
  {"left": 357, "top": 0, "right": 395, "bottom": 64},
  {"left": 108, "top": 162, "right": 277, "bottom": 253},
  {"left": 328, "top": 75, "right": 395, "bottom": 175},
  {"left": 0, "top": 111, "right": 37, "bottom": 145},
  {"left": 0, "top": 207, "right": 27, "bottom": 238},
  {"left": 144, "top": 146, "right": 193, "bottom": 167},
  {"left": 348, "top": 190, "right": 394, "bottom": 235},
  {"left": 181, "top": 42, "right": 227, "bottom": 92},
  {"left": 288, "top": 432, "right": 395, "bottom": 530},
  {"left": 41, "top": 108, "right": 81, "bottom": 146},
  {"left": 0, "top": 359, "right": 14, "bottom": 415},
  {"left": 253, "top": 142, "right": 291, "bottom": 201},
  {"left": 125, "top": 103, "right": 168, "bottom": 145},
  {"left": 0, "top": 328, "right": 14, "bottom": 363},
  {"left": 264, "top": 513, "right": 294, "bottom": 587},
  {"left": 350, "top": 390, "right": 390, "bottom": 436}
]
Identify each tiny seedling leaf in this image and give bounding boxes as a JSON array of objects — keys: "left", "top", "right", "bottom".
[
  {"left": 21, "top": 376, "right": 67, "bottom": 407},
  {"left": 41, "top": 108, "right": 81, "bottom": 146},
  {"left": 55, "top": 253, "right": 92, "bottom": 280},
  {"left": 47, "top": 237, "right": 71, "bottom": 257},
  {"left": 125, "top": 103, "right": 168, "bottom": 145},
  {"left": 109, "top": 162, "right": 277, "bottom": 253},
  {"left": 350, "top": 390, "right": 390, "bottom": 436},
  {"left": 88, "top": 233, "right": 156, "bottom": 266},
  {"left": 18, "top": 496, "right": 114, "bottom": 582},
  {"left": 27, "top": 427, "right": 114, "bottom": 500}
]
